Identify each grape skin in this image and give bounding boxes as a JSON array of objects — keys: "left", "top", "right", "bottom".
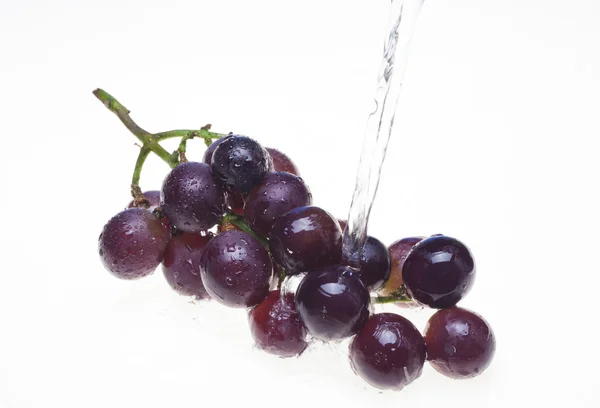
[
  {"left": 295, "top": 264, "right": 370, "bottom": 341},
  {"left": 356, "top": 236, "right": 391, "bottom": 291},
  {"left": 211, "top": 136, "right": 272, "bottom": 195},
  {"left": 200, "top": 230, "right": 272, "bottom": 308},
  {"left": 249, "top": 291, "right": 308, "bottom": 357},
  {"left": 98, "top": 208, "right": 171, "bottom": 280},
  {"left": 162, "top": 232, "right": 213, "bottom": 299},
  {"left": 350, "top": 313, "right": 427, "bottom": 390},
  {"left": 160, "top": 161, "right": 226, "bottom": 233},
  {"left": 127, "top": 190, "right": 161, "bottom": 210},
  {"left": 269, "top": 206, "right": 342, "bottom": 275},
  {"left": 245, "top": 171, "right": 313, "bottom": 238},
  {"left": 265, "top": 147, "right": 300, "bottom": 176},
  {"left": 403, "top": 235, "right": 475, "bottom": 309},
  {"left": 425, "top": 307, "right": 496, "bottom": 379},
  {"left": 379, "top": 237, "right": 423, "bottom": 297}
]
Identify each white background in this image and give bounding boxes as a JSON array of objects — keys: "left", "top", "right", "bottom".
[{"left": 1, "top": 0, "right": 599, "bottom": 407}]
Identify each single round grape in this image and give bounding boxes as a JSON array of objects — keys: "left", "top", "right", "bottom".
[
  {"left": 160, "top": 162, "right": 225, "bottom": 233},
  {"left": 357, "top": 236, "right": 391, "bottom": 291},
  {"left": 127, "top": 190, "right": 161, "bottom": 210},
  {"left": 269, "top": 206, "right": 342, "bottom": 275},
  {"left": 211, "top": 136, "right": 271, "bottom": 195},
  {"left": 425, "top": 307, "right": 496, "bottom": 379},
  {"left": 379, "top": 237, "right": 423, "bottom": 297},
  {"left": 265, "top": 147, "right": 300, "bottom": 176},
  {"left": 98, "top": 208, "right": 171, "bottom": 280},
  {"left": 162, "top": 231, "right": 213, "bottom": 299},
  {"left": 337, "top": 219, "right": 347, "bottom": 232},
  {"left": 403, "top": 235, "right": 475, "bottom": 309},
  {"left": 295, "top": 264, "right": 370, "bottom": 341},
  {"left": 225, "top": 191, "right": 245, "bottom": 215},
  {"left": 202, "top": 136, "right": 232, "bottom": 165},
  {"left": 249, "top": 291, "right": 308, "bottom": 358},
  {"left": 245, "top": 172, "right": 313, "bottom": 238},
  {"left": 350, "top": 313, "right": 427, "bottom": 391},
  {"left": 200, "top": 230, "right": 272, "bottom": 308}
]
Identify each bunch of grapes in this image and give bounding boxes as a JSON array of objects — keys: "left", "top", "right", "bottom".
[{"left": 96, "top": 90, "right": 495, "bottom": 392}]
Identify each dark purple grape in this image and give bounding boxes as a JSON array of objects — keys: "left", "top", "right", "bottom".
[
  {"left": 265, "top": 147, "right": 300, "bottom": 176},
  {"left": 357, "top": 236, "right": 391, "bottom": 291},
  {"left": 203, "top": 136, "right": 232, "bottom": 165},
  {"left": 200, "top": 230, "right": 272, "bottom": 307},
  {"left": 249, "top": 291, "right": 308, "bottom": 358},
  {"left": 162, "top": 232, "right": 213, "bottom": 299},
  {"left": 337, "top": 219, "right": 347, "bottom": 232},
  {"left": 205, "top": 139, "right": 246, "bottom": 215},
  {"left": 160, "top": 162, "right": 225, "bottom": 233},
  {"left": 425, "top": 307, "right": 495, "bottom": 379},
  {"left": 269, "top": 206, "right": 342, "bottom": 275},
  {"left": 98, "top": 208, "right": 171, "bottom": 280},
  {"left": 295, "top": 265, "right": 370, "bottom": 341},
  {"left": 245, "top": 172, "right": 312, "bottom": 238},
  {"left": 211, "top": 136, "right": 271, "bottom": 195},
  {"left": 127, "top": 190, "right": 161, "bottom": 210},
  {"left": 379, "top": 237, "right": 423, "bottom": 297},
  {"left": 350, "top": 313, "right": 427, "bottom": 390},
  {"left": 403, "top": 235, "right": 475, "bottom": 309},
  {"left": 226, "top": 191, "right": 245, "bottom": 215}
]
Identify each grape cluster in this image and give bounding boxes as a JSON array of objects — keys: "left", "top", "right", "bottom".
[{"left": 98, "top": 135, "right": 495, "bottom": 391}]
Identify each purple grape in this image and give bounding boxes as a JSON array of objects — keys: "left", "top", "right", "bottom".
[
  {"left": 357, "top": 236, "right": 391, "bottom": 291},
  {"left": 269, "top": 206, "right": 342, "bottom": 275},
  {"left": 127, "top": 190, "right": 161, "bottom": 210},
  {"left": 379, "top": 237, "right": 423, "bottom": 297},
  {"left": 403, "top": 235, "right": 475, "bottom": 309},
  {"left": 98, "top": 208, "right": 171, "bottom": 280},
  {"left": 225, "top": 191, "right": 245, "bottom": 215},
  {"left": 350, "top": 313, "right": 427, "bottom": 390},
  {"left": 295, "top": 264, "right": 370, "bottom": 341},
  {"left": 245, "top": 172, "right": 313, "bottom": 238},
  {"left": 211, "top": 136, "right": 271, "bottom": 195},
  {"left": 200, "top": 230, "right": 272, "bottom": 307},
  {"left": 160, "top": 162, "right": 226, "bottom": 233},
  {"left": 425, "top": 307, "right": 496, "bottom": 379},
  {"left": 203, "top": 136, "right": 232, "bottom": 165},
  {"left": 249, "top": 291, "right": 308, "bottom": 358},
  {"left": 265, "top": 147, "right": 300, "bottom": 176},
  {"left": 162, "top": 232, "right": 213, "bottom": 299}
]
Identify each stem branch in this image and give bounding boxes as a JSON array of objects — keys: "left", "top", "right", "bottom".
[{"left": 93, "top": 89, "right": 176, "bottom": 167}]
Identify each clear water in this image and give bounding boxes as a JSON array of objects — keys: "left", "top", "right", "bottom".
[{"left": 341, "top": 0, "right": 425, "bottom": 267}]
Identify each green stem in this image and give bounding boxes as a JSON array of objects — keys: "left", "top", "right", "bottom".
[
  {"left": 155, "top": 128, "right": 226, "bottom": 143},
  {"left": 222, "top": 213, "right": 269, "bottom": 249},
  {"left": 371, "top": 286, "right": 413, "bottom": 304},
  {"left": 372, "top": 295, "right": 411, "bottom": 305},
  {"left": 132, "top": 146, "right": 152, "bottom": 189},
  {"left": 92, "top": 89, "right": 176, "bottom": 167}
]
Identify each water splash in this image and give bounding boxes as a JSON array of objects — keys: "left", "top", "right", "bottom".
[{"left": 342, "top": 0, "right": 425, "bottom": 267}]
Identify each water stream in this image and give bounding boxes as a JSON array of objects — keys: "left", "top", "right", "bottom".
[{"left": 341, "top": 0, "right": 425, "bottom": 267}]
